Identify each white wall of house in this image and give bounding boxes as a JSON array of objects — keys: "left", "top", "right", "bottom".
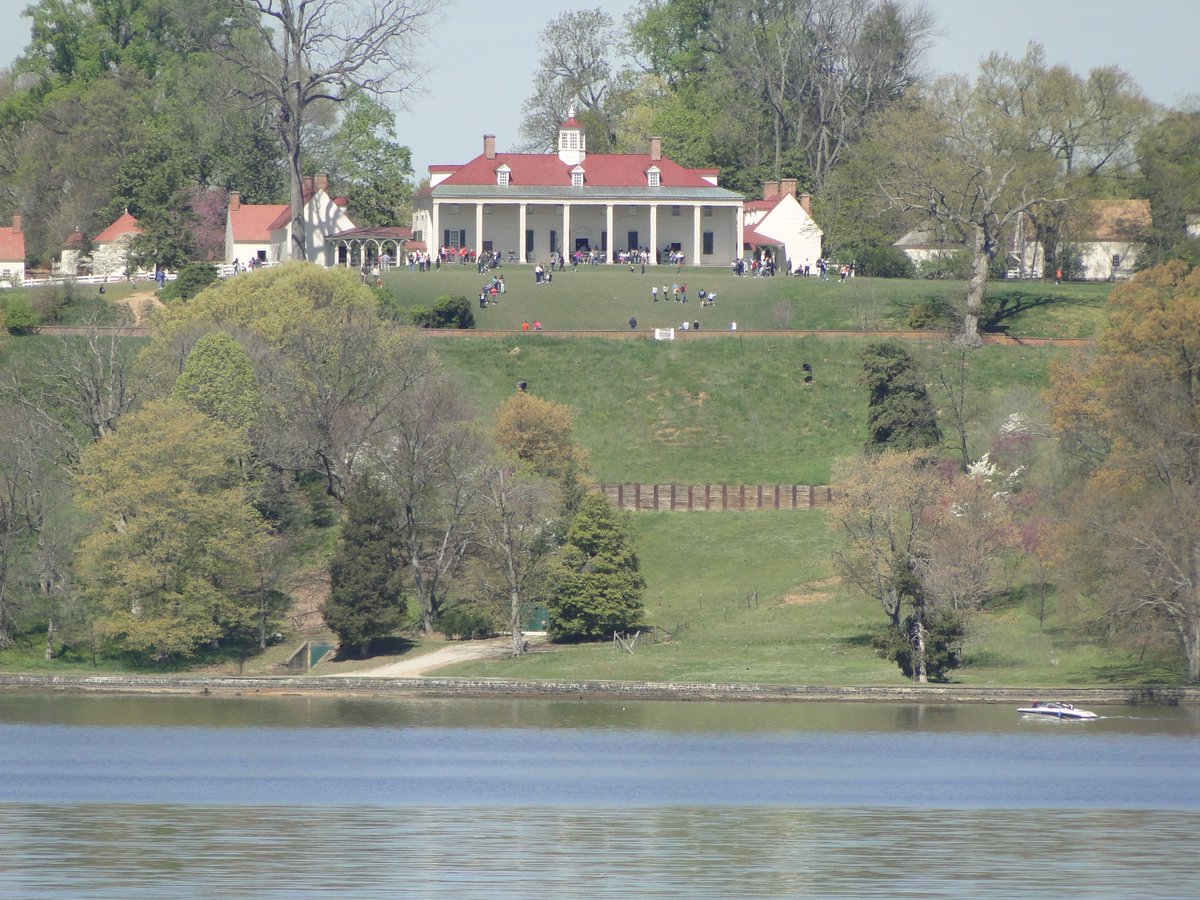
[
  {"left": 91, "top": 236, "right": 135, "bottom": 278},
  {"left": 0, "top": 259, "right": 24, "bottom": 285},
  {"left": 271, "top": 193, "right": 356, "bottom": 264},
  {"left": 1076, "top": 239, "right": 1142, "bottom": 281}
]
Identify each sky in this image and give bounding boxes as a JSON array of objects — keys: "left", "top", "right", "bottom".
[{"left": 0, "top": 0, "right": 1197, "bottom": 179}]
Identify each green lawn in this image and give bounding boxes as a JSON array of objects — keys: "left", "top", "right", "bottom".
[{"left": 380, "top": 264, "right": 1111, "bottom": 338}]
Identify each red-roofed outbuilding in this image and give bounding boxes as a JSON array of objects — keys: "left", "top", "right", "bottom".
[{"left": 0, "top": 214, "right": 25, "bottom": 285}]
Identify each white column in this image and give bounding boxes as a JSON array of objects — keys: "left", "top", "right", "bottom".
[
  {"left": 734, "top": 203, "right": 743, "bottom": 262},
  {"left": 518, "top": 203, "right": 527, "bottom": 262},
  {"left": 475, "top": 203, "right": 484, "bottom": 258},
  {"left": 606, "top": 203, "right": 615, "bottom": 261},
  {"left": 692, "top": 205, "right": 702, "bottom": 265},
  {"left": 649, "top": 204, "right": 658, "bottom": 265},
  {"left": 562, "top": 203, "right": 571, "bottom": 258},
  {"left": 431, "top": 201, "right": 440, "bottom": 256}
]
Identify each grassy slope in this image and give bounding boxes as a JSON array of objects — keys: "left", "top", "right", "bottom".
[{"left": 5, "top": 270, "right": 1173, "bottom": 684}]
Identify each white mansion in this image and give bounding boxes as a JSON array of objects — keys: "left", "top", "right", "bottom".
[{"left": 412, "top": 114, "right": 750, "bottom": 266}]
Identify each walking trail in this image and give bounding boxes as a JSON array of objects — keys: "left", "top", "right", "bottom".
[{"left": 325, "top": 634, "right": 547, "bottom": 678}]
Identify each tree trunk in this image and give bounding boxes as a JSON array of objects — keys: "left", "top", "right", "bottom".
[
  {"left": 911, "top": 607, "right": 928, "bottom": 684},
  {"left": 961, "top": 226, "right": 988, "bottom": 347},
  {"left": 510, "top": 588, "right": 524, "bottom": 657}
]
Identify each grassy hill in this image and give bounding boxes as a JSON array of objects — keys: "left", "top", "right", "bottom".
[{"left": 7, "top": 268, "right": 1180, "bottom": 685}]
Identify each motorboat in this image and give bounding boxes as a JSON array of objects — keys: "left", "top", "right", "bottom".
[{"left": 1017, "top": 700, "right": 1098, "bottom": 720}]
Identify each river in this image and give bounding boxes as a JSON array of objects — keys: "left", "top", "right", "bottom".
[{"left": 1, "top": 694, "right": 1197, "bottom": 897}]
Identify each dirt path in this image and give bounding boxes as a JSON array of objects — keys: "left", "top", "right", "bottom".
[
  {"left": 118, "top": 289, "right": 164, "bottom": 326},
  {"left": 324, "top": 635, "right": 545, "bottom": 678}
]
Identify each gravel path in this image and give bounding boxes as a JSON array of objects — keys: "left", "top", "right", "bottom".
[{"left": 325, "top": 635, "right": 545, "bottom": 677}]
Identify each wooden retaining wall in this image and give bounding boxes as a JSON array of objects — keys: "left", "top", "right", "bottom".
[{"left": 599, "top": 483, "right": 832, "bottom": 511}]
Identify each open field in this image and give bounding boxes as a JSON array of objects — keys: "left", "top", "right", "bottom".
[{"left": 379, "top": 264, "right": 1112, "bottom": 339}]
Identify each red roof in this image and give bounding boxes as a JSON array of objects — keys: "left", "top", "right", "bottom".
[
  {"left": 744, "top": 195, "right": 785, "bottom": 214},
  {"left": 230, "top": 203, "right": 287, "bottom": 244},
  {"left": 93, "top": 210, "right": 142, "bottom": 244},
  {"left": 0, "top": 224, "right": 23, "bottom": 262},
  {"left": 437, "top": 152, "right": 717, "bottom": 189},
  {"left": 266, "top": 192, "right": 348, "bottom": 231}
]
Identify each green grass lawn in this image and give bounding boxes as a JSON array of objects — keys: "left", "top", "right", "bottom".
[
  {"left": 380, "top": 264, "right": 1111, "bottom": 338},
  {"left": 432, "top": 335, "right": 1061, "bottom": 484}
]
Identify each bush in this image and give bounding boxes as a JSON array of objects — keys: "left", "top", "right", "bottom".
[
  {"left": 858, "top": 245, "right": 915, "bottom": 279},
  {"left": 917, "top": 250, "right": 972, "bottom": 280},
  {"left": 440, "top": 606, "right": 499, "bottom": 640},
  {"left": 410, "top": 294, "right": 475, "bottom": 329},
  {"left": 160, "top": 263, "right": 218, "bottom": 302},
  {"left": 30, "top": 282, "right": 73, "bottom": 324},
  {"left": 906, "top": 293, "right": 956, "bottom": 330},
  {"left": 1, "top": 295, "right": 38, "bottom": 334}
]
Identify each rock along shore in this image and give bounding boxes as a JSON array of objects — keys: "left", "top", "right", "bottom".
[{"left": 0, "top": 674, "right": 1194, "bottom": 706}]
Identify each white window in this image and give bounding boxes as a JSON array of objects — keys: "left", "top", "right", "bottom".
[
  {"left": 703, "top": 206, "right": 713, "bottom": 217},
  {"left": 572, "top": 169, "right": 584, "bottom": 187},
  {"left": 497, "top": 170, "right": 509, "bottom": 186},
  {"left": 671, "top": 206, "right": 681, "bottom": 217},
  {"left": 647, "top": 169, "right": 660, "bottom": 188}
]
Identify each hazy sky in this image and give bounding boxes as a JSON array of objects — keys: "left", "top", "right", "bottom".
[{"left": 1, "top": 0, "right": 1196, "bottom": 178}]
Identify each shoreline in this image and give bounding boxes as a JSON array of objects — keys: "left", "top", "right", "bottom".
[{"left": 0, "top": 673, "right": 1194, "bottom": 705}]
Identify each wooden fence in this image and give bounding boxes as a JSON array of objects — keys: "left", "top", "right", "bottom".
[{"left": 599, "top": 483, "right": 832, "bottom": 512}]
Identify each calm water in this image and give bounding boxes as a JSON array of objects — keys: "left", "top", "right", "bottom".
[{"left": 1, "top": 694, "right": 1197, "bottom": 897}]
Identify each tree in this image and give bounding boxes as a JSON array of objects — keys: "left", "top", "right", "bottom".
[
  {"left": 322, "top": 474, "right": 406, "bottom": 655},
  {"left": 830, "top": 449, "right": 944, "bottom": 682},
  {"left": 1047, "top": 261, "right": 1200, "bottom": 681},
  {"left": 870, "top": 61, "right": 1064, "bottom": 343},
  {"left": 519, "top": 9, "right": 622, "bottom": 152},
  {"left": 221, "top": 0, "right": 435, "bottom": 260},
  {"left": 332, "top": 90, "right": 414, "bottom": 228},
  {"left": 475, "top": 459, "right": 560, "bottom": 656},
  {"left": 861, "top": 342, "right": 941, "bottom": 453},
  {"left": 1136, "top": 112, "right": 1200, "bottom": 258},
  {"left": 148, "top": 263, "right": 437, "bottom": 501},
  {"left": 493, "top": 390, "right": 590, "bottom": 514},
  {"left": 74, "top": 398, "right": 270, "bottom": 664},
  {"left": 549, "top": 493, "right": 645, "bottom": 640},
  {"left": 172, "top": 330, "right": 260, "bottom": 430}
]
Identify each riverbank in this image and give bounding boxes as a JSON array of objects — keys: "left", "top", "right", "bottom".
[{"left": 0, "top": 673, "right": 1193, "bottom": 705}]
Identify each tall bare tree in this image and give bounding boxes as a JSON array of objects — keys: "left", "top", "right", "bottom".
[{"left": 222, "top": 0, "right": 435, "bottom": 260}]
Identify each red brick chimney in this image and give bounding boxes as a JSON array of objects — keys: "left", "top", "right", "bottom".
[
  {"left": 10, "top": 213, "right": 21, "bottom": 232},
  {"left": 314, "top": 173, "right": 329, "bottom": 193},
  {"left": 799, "top": 193, "right": 813, "bottom": 215},
  {"left": 484, "top": 134, "right": 496, "bottom": 159},
  {"left": 650, "top": 137, "right": 662, "bottom": 161},
  {"left": 762, "top": 182, "right": 779, "bottom": 200},
  {"left": 780, "top": 178, "right": 798, "bottom": 197},
  {"left": 229, "top": 192, "right": 241, "bottom": 213}
]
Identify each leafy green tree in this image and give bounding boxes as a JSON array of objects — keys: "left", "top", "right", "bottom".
[
  {"left": 74, "top": 398, "right": 270, "bottom": 664},
  {"left": 172, "top": 330, "right": 259, "bottom": 430},
  {"left": 549, "top": 493, "right": 645, "bottom": 640},
  {"left": 333, "top": 91, "right": 414, "bottom": 228},
  {"left": 1048, "top": 261, "right": 1200, "bottom": 681},
  {"left": 322, "top": 475, "right": 406, "bottom": 655},
  {"left": 861, "top": 342, "right": 941, "bottom": 453},
  {"left": 1136, "top": 112, "right": 1200, "bottom": 260},
  {"left": 160, "top": 263, "right": 218, "bottom": 302}
]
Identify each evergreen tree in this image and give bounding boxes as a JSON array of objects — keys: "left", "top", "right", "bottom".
[
  {"left": 549, "top": 494, "right": 645, "bottom": 640},
  {"left": 861, "top": 342, "right": 942, "bottom": 453},
  {"left": 322, "top": 476, "right": 406, "bottom": 656}
]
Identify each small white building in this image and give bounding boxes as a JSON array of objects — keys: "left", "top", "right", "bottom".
[
  {"left": 90, "top": 209, "right": 143, "bottom": 278},
  {"left": 742, "top": 180, "right": 823, "bottom": 272},
  {"left": 0, "top": 214, "right": 26, "bottom": 286},
  {"left": 224, "top": 175, "right": 355, "bottom": 266},
  {"left": 1066, "top": 199, "right": 1151, "bottom": 281}
]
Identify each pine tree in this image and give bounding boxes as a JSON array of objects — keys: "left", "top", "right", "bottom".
[
  {"left": 861, "top": 342, "right": 942, "bottom": 453},
  {"left": 549, "top": 494, "right": 645, "bottom": 640},
  {"left": 322, "top": 476, "right": 406, "bottom": 656}
]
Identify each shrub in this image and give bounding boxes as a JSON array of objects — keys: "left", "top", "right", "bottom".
[
  {"left": 1, "top": 295, "right": 38, "bottom": 334},
  {"left": 858, "top": 245, "right": 915, "bottom": 279},
  {"left": 410, "top": 294, "right": 475, "bottom": 329},
  {"left": 160, "top": 263, "right": 218, "bottom": 302},
  {"left": 440, "top": 606, "right": 499, "bottom": 640},
  {"left": 872, "top": 608, "right": 965, "bottom": 682}
]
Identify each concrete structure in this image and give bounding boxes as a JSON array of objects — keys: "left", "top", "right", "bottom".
[
  {"left": 0, "top": 214, "right": 25, "bottom": 285},
  {"left": 412, "top": 113, "right": 746, "bottom": 266},
  {"left": 743, "top": 180, "right": 823, "bottom": 272}
]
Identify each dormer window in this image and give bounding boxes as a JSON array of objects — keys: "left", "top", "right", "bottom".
[
  {"left": 496, "top": 164, "right": 511, "bottom": 186},
  {"left": 647, "top": 166, "right": 661, "bottom": 188},
  {"left": 571, "top": 165, "right": 585, "bottom": 187}
]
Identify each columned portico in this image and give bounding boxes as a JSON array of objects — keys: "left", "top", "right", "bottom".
[{"left": 692, "top": 206, "right": 702, "bottom": 266}]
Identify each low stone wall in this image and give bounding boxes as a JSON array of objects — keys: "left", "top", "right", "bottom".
[{"left": 0, "top": 673, "right": 1194, "bottom": 705}]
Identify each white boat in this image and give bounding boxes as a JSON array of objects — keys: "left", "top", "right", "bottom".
[{"left": 1017, "top": 700, "right": 1098, "bottom": 720}]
